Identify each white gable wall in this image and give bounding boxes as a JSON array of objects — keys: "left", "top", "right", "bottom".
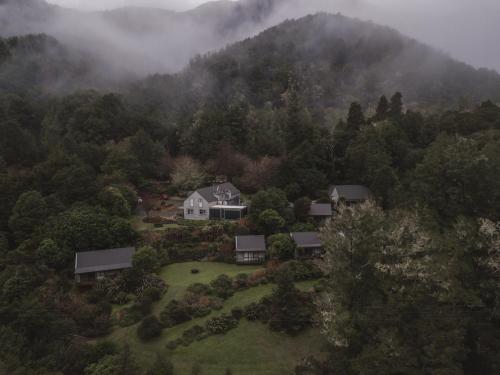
[{"left": 183, "top": 191, "right": 213, "bottom": 220}]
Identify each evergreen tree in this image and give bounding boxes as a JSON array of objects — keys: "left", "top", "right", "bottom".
[
  {"left": 374, "top": 95, "right": 389, "bottom": 120},
  {"left": 8, "top": 190, "right": 48, "bottom": 242},
  {"left": 346, "top": 102, "right": 365, "bottom": 131},
  {"left": 388, "top": 92, "right": 403, "bottom": 117}
]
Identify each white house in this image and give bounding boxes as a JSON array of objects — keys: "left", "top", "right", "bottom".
[{"left": 183, "top": 182, "right": 246, "bottom": 220}]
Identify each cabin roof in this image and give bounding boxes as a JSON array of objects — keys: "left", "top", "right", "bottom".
[
  {"left": 309, "top": 203, "right": 333, "bottom": 217},
  {"left": 235, "top": 235, "right": 266, "bottom": 252},
  {"left": 75, "top": 247, "right": 135, "bottom": 274},
  {"left": 291, "top": 232, "right": 322, "bottom": 248}
]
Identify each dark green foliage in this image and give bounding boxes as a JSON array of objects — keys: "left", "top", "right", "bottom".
[
  {"left": 160, "top": 300, "right": 193, "bottom": 327},
  {"left": 42, "top": 206, "right": 136, "bottom": 252},
  {"left": 209, "top": 274, "right": 234, "bottom": 299},
  {"left": 294, "top": 197, "right": 312, "bottom": 222},
  {"left": 205, "top": 313, "right": 239, "bottom": 335},
  {"left": 137, "top": 316, "right": 162, "bottom": 341},
  {"left": 84, "top": 345, "right": 140, "bottom": 375},
  {"left": 8, "top": 190, "right": 47, "bottom": 242},
  {"left": 146, "top": 355, "right": 174, "bottom": 375},
  {"left": 243, "top": 301, "right": 270, "bottom": 322},
  {"left": 267, "top": 233, "right": 296, "bottom": 260},
  {"left": 258, "top": 209, "right": 285, "bottom": 236},
  {"left": 37, "top": 238, "right": 69, "bottom": 270},
  {"left": 249, "top": 188, "right": 289, "bottom": 221},
  {"left": 268, "top": 272, "right": 313, "bottom": 334},
  {"left": 132, "top": 246, "right": 159, "bottom": 274},
  {"left": 279, "top": 261, "right": 323, "bottom": 281}
]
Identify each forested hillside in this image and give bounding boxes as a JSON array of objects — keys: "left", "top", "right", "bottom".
[
  {"left": 1, "top": 5, "right": 500, "bottom": 375},
  {"left": 139, "top": 13, "right": 500, "bottom": 113}
]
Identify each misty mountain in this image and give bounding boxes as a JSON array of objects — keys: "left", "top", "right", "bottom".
[
  {"left": 0, "top": 34, "right": 136, "bottom": 93},
  {"left": 137, "top": 13, "right": 500, "bottom": 112},
  {"left": 0, "top": 0, "right": 286, "bottom": 75}
]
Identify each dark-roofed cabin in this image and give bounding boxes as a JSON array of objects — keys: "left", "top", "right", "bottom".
[
  {"left": 183, "top": 182, "right": 247, "bottom": 221},
  {"left": 291, "top": 232, "right": 324, "bottom": 259},
  {"left": 309, "top": 203, "right": 333, "bottom": 218},
  {"left": 329, "top": 185, "right": 372, "bottom": 206},
  {"left": 75, "top": 247, "right": 135, "bottom": 285},
  {"left": 235, "top": 235, "right": 267, "bottom": 265}
]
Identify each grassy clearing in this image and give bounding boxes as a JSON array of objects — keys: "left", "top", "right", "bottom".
[
  {"left": 107, "top": 262, "right": 324, "bottom": 374},
  {"left": 154, "top": 262, "right": 265, "bottom": 314},
  {"left": 172, "top": 321, "right": 326, "bottom": 375}
]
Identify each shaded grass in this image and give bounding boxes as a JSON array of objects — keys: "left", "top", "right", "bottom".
[{"left": 107, "top": 262, "right": 323, "bottom": 374}]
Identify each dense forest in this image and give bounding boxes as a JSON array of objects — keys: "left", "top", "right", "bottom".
[{"left": 1, "top": 8, "right": 500, "bottom": 375}]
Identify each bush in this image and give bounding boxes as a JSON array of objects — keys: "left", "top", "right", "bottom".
[
  {"left": 166, "top": 338, "right": 183, "bottom": 350},
  {"left": 182, "top": 325, "right": 207, "bottom": 345},
  {"left": 279, "top": 260, "right": 323, "bottom": 281},
  {"left": 205, "top": 314, "right": 239, "bottom": 335},
  {"left": 117, "top": 307, "right": 143, "bottom": 327},
  {"left": 267, "top": 233, "right": 296, "bottom": 260},
  {"left": 191, "top": 305, "right": 212, "bottom": 318},
  {"left": 210, "top": 274, "right": 234, "bottom": 299},
  {"left": 160, "top": 300, "right": 193, "bottom": 327},
  {"left": 233, "top": 273, "right": 249, "bottom": 289},
  {"left": 191, "top": 268, "right": 200, "bottom": 274},
  {"left": 186, "top": 282, "right": 212, "bottom": 296},
  {"left": 244, "top": 301, "right": 270, "bottom": 322},
  {"left": 134, "top": 296, "right": 153, "bottom": 316},
  {"left": 143, "top": 287, "right": 163, "bottom": 302},
  {"left": 137, "top": 316, "right": 162, "bottom": 341},
  {"left": 231, "top": 307, "right": 243, "bottom": 320}
]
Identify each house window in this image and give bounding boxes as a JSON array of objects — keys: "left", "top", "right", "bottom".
[
  {"left": 190, "top": 199, "right": 194, "bottom": 207},
  {"left": 199, "top": 209, "right": 206, "bottom": 215},
  {"left": 187, "top": 209, "right": 194, "bottom": 215},
  {"left": 199, "top": 198, "right": 203, "bottom": 208}
]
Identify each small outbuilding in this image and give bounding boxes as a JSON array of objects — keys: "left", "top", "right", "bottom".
[
  {"left": 235, "top": 235, "right": 267, "bottom": 265},
  {"left": 291, "top": 232, "right": 324, "bottom": 259},
  {"left": 309, "top": 203, "right": 333, "bottom": 218},
  {"left": 329, "top": 185, "right": 372, "bottom": 206},
  {"left": 75, "top": 247, "right": 135, "bottom": 284}
]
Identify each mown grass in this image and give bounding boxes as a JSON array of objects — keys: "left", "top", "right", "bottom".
[{"left": 107, "top": 262, "right": 324, "bottom": 374}]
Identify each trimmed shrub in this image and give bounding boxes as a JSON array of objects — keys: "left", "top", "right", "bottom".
[
  {"left": 244, "top": 301, "right": 270, "bottom": 322},
  {"left": 137, "top": 316, "right": 162, "bottom": 341},
  {"left": 205, "top": 314, "right": 239, "bottom": 335},
  {"left": 279, "top": 260, "right": 323, "bottom": 281},
  {"left": 231, "top": 307, "right": 243, "bottom": 320},
  {"left": 186, "top": 282, "right": 212, "bottom": 296},
  {"left": 160, "top": 300, "right": 193, "bottom": 327},
  {"left": 166, "top": 338, "right": 183, "bottom": 350},
  {"left": 182, "top": 325, "right": 207, "bottom": 345},
  {"left": 210, "top": 274, "right": 234, "bottom": 299},
  {"left": 143, "top": 287, "right": 163, "bottom": 302}
]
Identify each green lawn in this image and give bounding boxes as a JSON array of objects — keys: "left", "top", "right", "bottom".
[
  {"left": 107, "top": 262, "right": 324, "bottom": 374},
  {"left": 153, "top": 262, "right": 265, "bottom": 313}
]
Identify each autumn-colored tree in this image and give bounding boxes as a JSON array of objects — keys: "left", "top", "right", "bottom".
[
  {"left": 239, "top": 156, "right": 281, "bottom": 193},
  {"left": 171, "top": 156, "right": 207, "bottom": 192}
]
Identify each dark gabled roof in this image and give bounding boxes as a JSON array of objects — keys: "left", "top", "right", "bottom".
[
  {"left": 196, "top": 182, "right": 240, "bottom": 203},
  {"left": 75, "top": 247, "right": 135, "bottom": 274},
  {"left": 309, "top": 203, "right": 333, "bottom": 217},
  {"left": 235, "top": 235, "right": 266, "bottom": 252},
  {"left": 291, "top": 232, "right": 322, "bottom": 248},
  {"left": 329, "top": 185, "right": 372, "bottom": 201}
]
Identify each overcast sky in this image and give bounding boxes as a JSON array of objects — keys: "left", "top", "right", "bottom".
[{"left": 46, "top": 0, "right": 500, "bottom": 72}]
